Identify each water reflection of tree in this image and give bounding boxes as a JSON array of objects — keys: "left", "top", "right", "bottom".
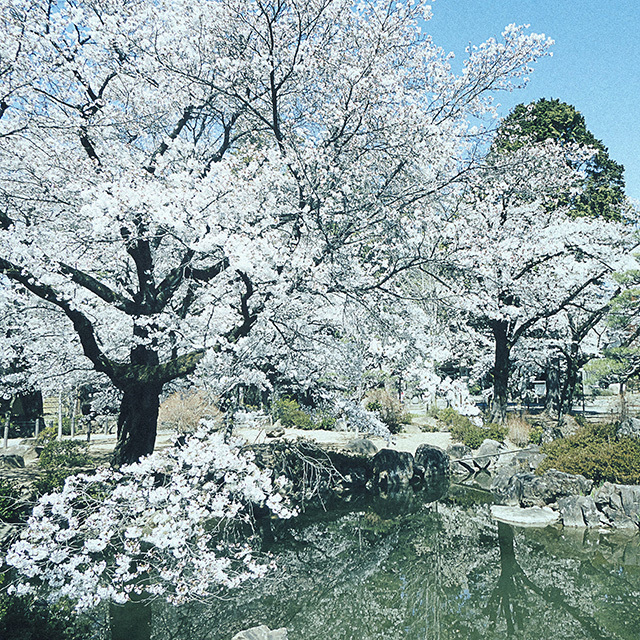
[
  {"left": 127, "top": 496, "right": 640, "bottom": 640},
  {"left": 109, "top": 600, "right": 151, "bottom": 640},
  {"left": 486, "top": 521, "right": 616, "bottom": 640}
]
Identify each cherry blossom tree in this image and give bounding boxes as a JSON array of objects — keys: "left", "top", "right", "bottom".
[
  {"left": 437, "top": 143, "right": 633, "bottom": 422},
  {"left": 486, "top": 99, "right": 636, "bottom": 419},
  {"left": 0, "top": 0, "right": 553, "bottom": 462}
]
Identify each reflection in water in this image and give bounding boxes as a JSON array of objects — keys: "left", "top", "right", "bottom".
[
  {"left": 105, "top": 483, "right": 640, "bottom": 640},
  {"left": 488, "top": 522, "right": 616, "bottom": 639},
  {"left": 109, "top": 600, "right": 151, "bottom": 640},
  {"left": 487, "top": 521, "right": 524, "bottom": 635}
]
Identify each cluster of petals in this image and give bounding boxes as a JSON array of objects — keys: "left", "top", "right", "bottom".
[{"left": 5, "top": 421, "right": 296, "bottom": 610}]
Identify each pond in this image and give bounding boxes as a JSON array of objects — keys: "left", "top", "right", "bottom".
[{"left": 98, "top": 481, "right": 640, "bottom": 640}]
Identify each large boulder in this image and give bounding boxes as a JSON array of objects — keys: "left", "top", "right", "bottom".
[
  {"left": 371, "top": 449, "right": 414, "bottom": 489},
  {"left": 493, "top": 469, "right": 593, "bottom": 507},
  {"left": 232, "top": 626, "right": 287, "bottom": 640},
  {"left": 473, "top": 439, "right": 509, "bottom": 471},
  {"left": 346, "top": 438, "right": 378, "bottom": 456},
  {"left": 446, "top": 443, "right": 471, "bottom": 460},
  {"left": 446, "top": 443, "right": 473, "bottom": 475},
  {"left": 594, "top": 483, "right": 640, "bottom": 530},
  {"left": 475, "top": 438, "right": 504, "bottom": 459},
  {"left": 490, "top": 505, "right": 560, "bottom": 528},
  {"left": 495, "top": 446, "right": 545, "bottom": 472},
  {"left": 617, "top": 417, "right": 640, "bottom": 439},
  {"left": 557, "top": 495, "right": 602, "bottom": 527},
  {"left": 414, "top": 444, "right": 449, "bottom": 478}
]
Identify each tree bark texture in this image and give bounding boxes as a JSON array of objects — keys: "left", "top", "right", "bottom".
[
  {"left": 112, "top": 382, "right": 163, "bottom": 466},
  {"left": 558, "top": 345, "right": 582, "bottom": 420},
  {"left": 544, "top": 357, "right": 561, "bottom": 416},
  {"left": 490, "top": 321, "right": 511, "bottom": 423}
]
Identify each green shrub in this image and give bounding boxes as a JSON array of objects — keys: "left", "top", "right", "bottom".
[
  {"left": 449, "top": 423, "right": 487, "bottom": 449},
  {"left": 272, "top": 398, "right": 315, "bottom": 430},
  {"left": 483, "top": 423, "right": 508, "bottom": 441},
  {"left": 35, "top": 425, "right": 58, "bottom": 446},
  {"left": 442, "top": 409, "right": 508, "bottom": 449},
  {"left": 573, "top": 414, "right": 588, "bottom": 428},
  {"left": 437, "top": 407, "right": 466, "bottom": 427},
  {"left": 426, "top": 405, "right": 440, "bottom": 418},
  {"left": 313, "top": 412, "right": 337, "bottom": 431},
  {"left": 272, "top": 399, "right": 338, "bottom": 431},
  {"left": 538, "top": 422, "right": 640, "bottom": 484},
  {"left": 529, "top": 423, "right": 544, "bottom": 445},
  {"left": 39, "top": 439, "right": 92, "bottom": 470},
  {"left": 33, "top": 438, "right": 94, "bottom": 496}
]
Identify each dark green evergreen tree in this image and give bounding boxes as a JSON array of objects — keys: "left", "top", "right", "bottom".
[{"left": 495, "top": 98, "right": 626, "bottom": 221}]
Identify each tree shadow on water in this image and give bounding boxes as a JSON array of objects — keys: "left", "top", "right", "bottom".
[{"left": 486, "top": 521, "right": 616, "bottom": 640}]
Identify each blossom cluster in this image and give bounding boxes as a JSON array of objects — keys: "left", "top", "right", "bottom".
[
  {"left": 335, "top": 399, "right": 391, "bottom": 440},
  {"left": 5, "top": 421, "right": 296, "bottom": 610}
]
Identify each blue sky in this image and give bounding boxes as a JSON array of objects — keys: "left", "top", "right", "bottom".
[{"left": 424, "top": 0, "right": 640, "bottom": 201}]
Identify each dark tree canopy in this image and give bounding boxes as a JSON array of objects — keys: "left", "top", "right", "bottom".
[{"left": 495, "top": 98, "right": 626, "bottom": 221}]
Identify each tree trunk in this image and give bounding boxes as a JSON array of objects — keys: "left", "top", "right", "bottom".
[
  {"left": 558, "top": 348, "right": 581, "bottom": 420},
  {"left": 619, "top": 380, "right": 628, "bottom": 421},
  {"left": 112, "top": 382, "right": 163, "bottom": 466},
  {"left": 544, "top": 357, "right": 561, "bottom": 416},
  {"left": 490, "top": 321, "right": 511, "bottom": 423}
]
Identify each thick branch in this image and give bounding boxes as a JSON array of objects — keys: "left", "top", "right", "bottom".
[
  {"left": 201, "top": 113, "right": 240, "bottom": 177},
  {"left": 512, "top": 251, "right": 563, "bottom": 282},
  {"left": 146, "top": 105, "right": 194, "bottom": 174},
  {"left": 512, "top": 272, "right": 608, "bottom": 345},
  {"left": 79, "top": 126, "right": 101, "bottom": 167},
  {"left": 121, "top": 223, "right": 156, "bottom": 312},
  {"left": 225, "top": 270, "right": 258, "bottom": 343},
  {"left": 111, "top": 349, "right": 205, "bottom": 387},
  {"left": 57, "top": 261, "right": 137, "bottom": 314},
  {"left": 155, "top": 254, "right": 230, "bottom": 310},
  {"left": 0, "top": 257, "right": 117, "bottom": 380}
]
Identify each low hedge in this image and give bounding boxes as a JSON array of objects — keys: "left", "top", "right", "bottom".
[{"left": 538, "top": 422, "right": 640, "bottom": 485}]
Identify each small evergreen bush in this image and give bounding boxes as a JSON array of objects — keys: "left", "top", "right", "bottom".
[
  {"left": 272, "top": 398, "right": 337, "bottom": 431},
  {"left": 33, "top": 436, "right": 94, "bottom": 496},
  {"left": 529, "top": 423, "right": 544, "bottom": 445},
  {"left": 0, "top": 479, "right": 29, "bottom": 523},
  {"left": 538, "top": 422, "right": 640, "bottom": 484},
  {"left": 441, "top": 408, "right": 507, "bottom": 449},
  {"left": 272, "top": 398, "right": 315, "bottom": 430},
  {"left": 38, "top": 440, "right": 92, "bottom": 470}
]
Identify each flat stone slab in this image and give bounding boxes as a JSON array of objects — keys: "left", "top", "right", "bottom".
[{"left": 490, "top": 505, "right": 560, "bottom": 528}]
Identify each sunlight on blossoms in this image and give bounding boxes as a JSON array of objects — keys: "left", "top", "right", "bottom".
[{"left": 5, "top": 421, "right": 296, "bottom": 610}]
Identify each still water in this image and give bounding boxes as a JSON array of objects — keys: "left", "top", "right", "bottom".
[{"left": 109, "top": 483, "right": 640, "bottom": 640}]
